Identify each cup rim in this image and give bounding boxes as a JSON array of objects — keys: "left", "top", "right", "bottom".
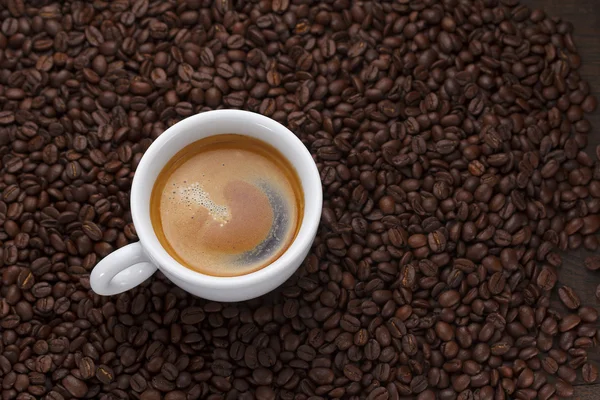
[{"left": 131, "top": 110, "right": 322, "bottom": 288}]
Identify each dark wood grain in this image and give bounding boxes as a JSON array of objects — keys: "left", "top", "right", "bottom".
[
  {"left": 571, "top": 383, "right": 600, "bottom": 399},
  {"left": 519, "top": 0, "right": 600, "bottom": 398}
]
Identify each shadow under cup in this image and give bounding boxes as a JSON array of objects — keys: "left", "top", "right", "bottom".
[{"left": 130, "top": 110, "right": 322, "bottom": 301}]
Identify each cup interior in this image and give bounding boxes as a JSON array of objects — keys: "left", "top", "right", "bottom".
[{"left": 131, "top": 110, "right": 322, "bottom": 287}]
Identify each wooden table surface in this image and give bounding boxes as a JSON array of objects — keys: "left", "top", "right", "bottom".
[{"left": 519, "top": 0, "right": 600, "bottom": 398}]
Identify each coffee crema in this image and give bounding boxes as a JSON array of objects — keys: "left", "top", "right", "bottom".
[{"left": 150, "top": 134, "right": 303, "bottom": 277}]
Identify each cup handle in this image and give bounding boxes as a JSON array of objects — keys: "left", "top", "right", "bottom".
[{"left": 90, "top": 242, "right": 157, "bottom": 296}]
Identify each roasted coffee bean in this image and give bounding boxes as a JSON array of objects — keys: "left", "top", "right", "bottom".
[
  {"left": 343, "top": 364, "right": 363, "bottom": 382},
  {"left": 558, "top": 286, "right": 581, "bottom": 310},
  {"left": 1, "top": 2, "right": 600, "bottom": 400},
  {"left": 579, "top": 306, "right": 599, "bottom": 323},
  {"left": 559, "top": 314, "right": 582, "bottom": 332},
  {"left": 82, "top": 221, "right": 103, "bottom": 241},
  {"left": 62, "top": 375, "right": 88, "bottom": 398},
  {"left": 96, "top": 365, "right": 114, "bottom": 384},
  {"left": 161, "top": 363, "right": 178, "bottom": 381},
  {"left": 78, "top": 357, "right": 95, "bottom": 380},
  {"left": 542, "top": 356, "right": 559, "bottom": 375},
  {"left": 584, "top": 255, "right": 600, "bottom": 270},
  {"left": 582, "top": 363, "right": 599, "bottom": 383},
  {"left": 152, "top": 374, "right": 175, "bottom": 392},
  {"left": 180, "top": 307, "right": 205, "bottom": 324},
  {"left": 555, "top": 379, "right": 574, "bottom": 397},
  {"left": 488, "top": 272, "right": 506, "bottom": 295}
]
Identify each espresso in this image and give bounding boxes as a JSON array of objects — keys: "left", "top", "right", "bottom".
[{"left": 150, "top": 134, "right": 303, "bottom": 277}]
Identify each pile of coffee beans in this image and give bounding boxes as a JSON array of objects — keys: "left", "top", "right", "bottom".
[{"left": 1, "top": 0, "right": 599, "bottom": 399}]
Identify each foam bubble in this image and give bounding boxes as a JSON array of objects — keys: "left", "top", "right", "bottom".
[
  {"left": 154, "top": 136, "right": 301, "bottom": 277},
  {"left": 175, "top": 182, "right": 230, "bottom": 223}
]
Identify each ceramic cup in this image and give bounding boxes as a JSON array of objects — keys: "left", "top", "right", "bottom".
[{"left": 90, "top": 110, "right": 322, "bottom": 301}]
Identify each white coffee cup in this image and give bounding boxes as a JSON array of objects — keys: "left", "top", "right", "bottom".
[{"left": 90, "top": 110, "right": 322, "bottom": 301}]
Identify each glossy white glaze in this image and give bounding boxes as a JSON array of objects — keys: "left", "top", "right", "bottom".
[{"left": 90, "top": 110, "right": 322, "bottom": 301}]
